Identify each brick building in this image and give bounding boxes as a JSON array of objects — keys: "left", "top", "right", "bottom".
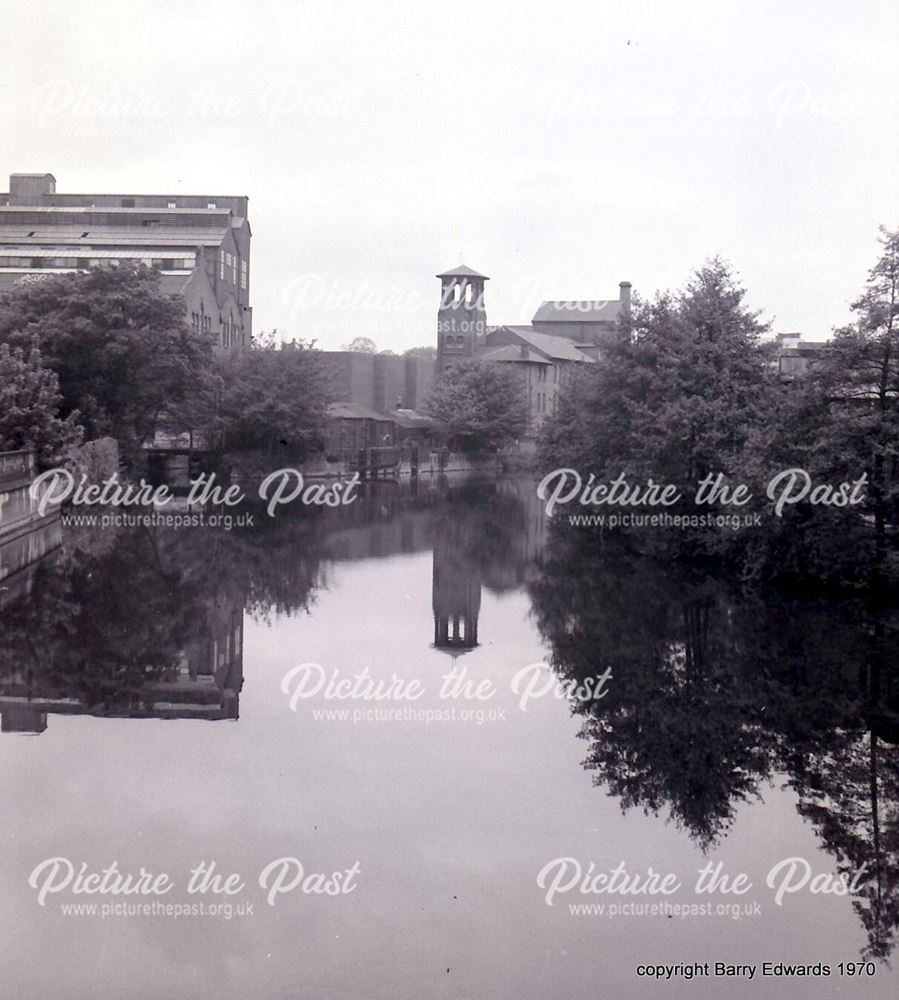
[
  {"left": 434, "top": 265, "right": 632, "bottom": 433},
  {"left": 0, "top": 172, "right": 252, "bottom": 347},
  {"left": 530, "top": 281, "right": 631, "bottom": 348},
  {"left": 321, "top": 351, "right": 437, "bottom": 452}
]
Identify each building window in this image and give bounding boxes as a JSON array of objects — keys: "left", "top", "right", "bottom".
[
  {"left": 207, "top": 201, "right": 217, "bottom": 209},
  {"left": 232, "top": 256, "right": 237, "bottom": 284},
  {"left": 220, "top": 252, "right": 225, "bottom": 280},
  {"left": 240, "top": 259, "right": 247, "bottom": 289},
  {"left": 167, "top": 201, "right": 176, "bottom": 208}
]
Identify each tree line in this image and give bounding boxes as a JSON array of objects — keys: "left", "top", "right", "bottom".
[
  {"left": 0, "top": 263, "right": 530, "bottom": 466},
  {"left": 0, "top": 265, "right": 333, "bottom": 466},
  {"left": 1, "top": 227, "right": 895, "bottom": 589},
  {"left": 538, "top": 227, "right": 899, "bottom": 589}
]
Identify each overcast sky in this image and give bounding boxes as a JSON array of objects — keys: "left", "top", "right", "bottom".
[{"left": 2, "top": 0, "right": 897, "bottom": 350}]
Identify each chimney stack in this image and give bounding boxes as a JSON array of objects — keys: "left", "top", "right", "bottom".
[{"left": 618, "top": 281, "right": 632, "bottom": 309}]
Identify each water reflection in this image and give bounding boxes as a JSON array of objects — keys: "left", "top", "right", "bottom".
[
  {"left": 0, "top": 528, "right": 246, "bottom": 731},
  {"left": 0, "top": 474, "right": 896, "bottom": 964},
  {"left": 529, "top": 527, "right": 899, "bottom": 960},
  {"left": 430, "top": 479, "right": 545, "bottom": 652},
  {"left": 0, "top": 477, "right": 544, "bottom": 729}
]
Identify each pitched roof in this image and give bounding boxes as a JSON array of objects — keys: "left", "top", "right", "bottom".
[
  {"left": 436, "top": 264, "right": 489, "bottom": 280},
  {"left": 385, "top": 409, "right": 438, "bottom": 428},
  {"left": 327, "top": 402, "right": 392, "bottom": 422},
  {"left": 157, "top": 273, "right": 192, "bottom": 295},
  {"left": 532, "top": 299, "right": 621, "bottom": 323},
  {"left": 478, "top": 344, "right": 551, "bottom": 364},
  {"left": 492, "top": 325, "right": 595, "bottom": 363}
]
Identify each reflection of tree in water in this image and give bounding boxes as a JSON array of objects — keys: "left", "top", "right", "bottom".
[
  {"left": 0, "top": 515, "right": 327, "bottom": 717},
  {"left": 434, "top": 478, "right": 542, "bottom": 582},
  {"left": 430, "top": 478, "right": 545, "bottom": 650},
  {"left": 530, "top": 535, "right": 776, "bottom": 849},
  {"left": 791, "top": 728, "right": 899, "bottom": 960},
  {"left": 1, "top": 478, "right": 524, "bottom": 718},
  {"left": 785, "top": 604, "right": 899, "bottom": 962},
  {"left": 0, "top": 531, "right": 206, "bottom": 713},
  {"left": 529, "top": 526, "right": 899, "bottom": 958},
  {"left": 182, "top": 509, "right": 326, "bottom": 622}
]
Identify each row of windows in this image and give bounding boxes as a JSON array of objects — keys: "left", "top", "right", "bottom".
[
  {"left": 0, "top": 256, "right": 194, "bottom": 270},
  {"left": 190, "top": 312, "right": 213, "bottom": 334},
  {"left": 120, "top": 198, "right": 216, "bottom": 209},
  {"left": 530, "top": 365, "right": 560, "bottom": 383},
  {"left": 192, "top": 308, "right": 242, "bottom": 347},
  {"left": 528, "top": 387, "right": 555, "bottom": 414},
  {"left": 219, "top": 251, "right": 248, "bottom": 290}
]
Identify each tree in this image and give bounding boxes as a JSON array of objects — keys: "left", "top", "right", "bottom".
[
  {"left": 540, "top": 260, "right": 779, "bottom": 489},
  {"left": 342, "top": 336, "right": 377, "bottom": 353},
  {"left": 425, "top": 359, "right": 529, "bottom": 451},
  {"left": 805, "top": 227, "right": 899, "bottom": 573},
  {"left": 217, "top": 337, "right": 332, "bottom": 455},
  {"left": 0, "top": 265, "right": 216, "bottom": 461},
  {"left": 0, "top": 338, "right": 83, "bottom": 467},
  {"left": 739, "top": 227, "right": 899, "bottom": 588}
]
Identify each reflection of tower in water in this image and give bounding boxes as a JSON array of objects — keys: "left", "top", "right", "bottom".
[{"left": 431, "top": 516, "right": 481, "bottom": 652}]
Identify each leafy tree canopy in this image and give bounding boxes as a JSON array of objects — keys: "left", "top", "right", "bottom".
[
  {"left": 426, "top": 359, "right": 529, "bottom": 451},
  {"left": 342, "top": 336, "right": 377, "bottom": 353},
  {"left": 539, "top": 258, "right": 780, "bottom": 489},
  {"left": 0, "top": 265, "right": 215, "bottom": 459},
  {"left": 217, "top": 337, "right": 332, "bottom": 456},
  {"left": 0, "top": 337, "right": 83, "bottom": 467}
]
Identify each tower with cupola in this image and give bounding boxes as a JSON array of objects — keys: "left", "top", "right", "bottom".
[{"left": 436, "top": 264, "right": 489, "bottom": 373}]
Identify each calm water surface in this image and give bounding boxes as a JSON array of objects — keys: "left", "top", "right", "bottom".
[{"left": 0, "top": 475, "right": 896, "bottom": 999}]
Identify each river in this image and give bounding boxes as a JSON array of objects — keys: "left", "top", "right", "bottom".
[{"left": 0, "top": 474, "right": 896, "bottom": 999}]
